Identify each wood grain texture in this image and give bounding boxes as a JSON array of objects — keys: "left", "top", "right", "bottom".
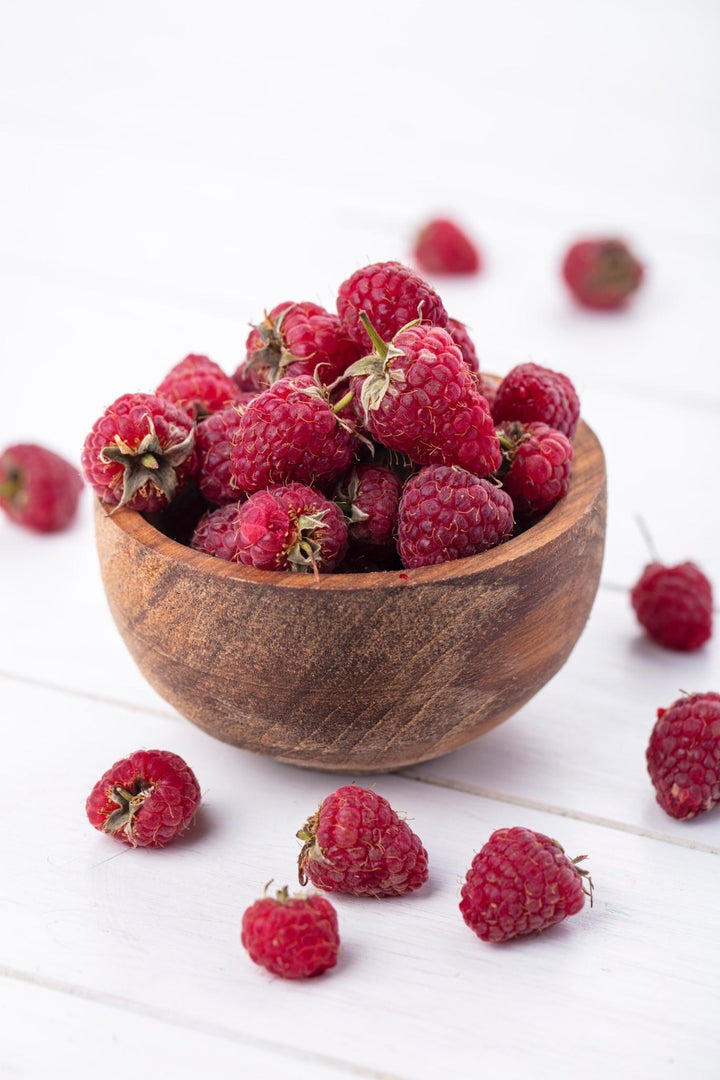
[{"left": 93, "top": 421, "right": 606, "bottom": 772}]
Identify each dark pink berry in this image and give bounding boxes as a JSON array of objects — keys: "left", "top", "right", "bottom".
[
  {"left": 492, "top": 362, "right": 580, "bottom": 440},
  {"left": 0, "top": 443, "right": 82, "bottom": 533},
  {"left": 647, "top": 693, "right": 720, "bottom": 820},
  {"left": 497, "top": 421, "right": 573, "bottom": 520},
  {"left": 337, "top": 261, "right": 448, "bottom": 348},
  {"left": 413, "top": 218, "right": 481, "bottom": 275},
  {"left": 631, "top": 562, "right": 713, "bottom": 651},
  {"left": 562, "top": 238, "right": 644, "bottom": 310}
]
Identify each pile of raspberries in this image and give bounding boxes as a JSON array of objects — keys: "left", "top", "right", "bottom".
[{"left": 81, "top": 260, "right": 580, "bottom": 573}]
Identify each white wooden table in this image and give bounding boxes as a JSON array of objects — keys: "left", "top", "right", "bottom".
[{"left": 1, "top": 3, "right": 718, "bottom": 1077}]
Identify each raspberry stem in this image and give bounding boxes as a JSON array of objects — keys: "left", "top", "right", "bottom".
[
  {"left": 636, "top": 515, "right": 661, "bottom": 562},
  {"left": 332, "top": 390, "right": 354, "bottom": 414},
  {"left": 0, "top": 476, "right": 20, "bottom": 501},
  {"left": 359, "top": 312, "right": 389, "bottom": 360}
]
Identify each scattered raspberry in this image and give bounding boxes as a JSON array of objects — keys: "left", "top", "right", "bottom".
[
  {"left": 460, "top": 827, "right": 592, "bottom": 943},
  {"left": 241, "top": 887, "right": 340, "bottom": 979},
  {"left": 230, "top": 375, "right": 358, "bottom": 495},
  {"left": 492, "top": 362, "right": 580, "bottom": 439},
  {"left": 156, "top": 354, "right": 242, "bottom": 419},
  {"left": 562, "top": 238, "right": 644, "bottom": 310},
  {"left": 647, "top": 693, "right": 720, "bottom": 820},
  {"left": 397, "top": 465, "right": 514, "bottom": 569},
  {"left": 413, "top": 218, "right": 481, "bottom": 275},
  {"left": 195, "top": 403, "right": 246, "bottom": 505},
  {"left": 298, "top": 784, "right": 429, "bottom": 897},
  {"left": 86, "top": 749, "right": 201, "bottom": 847},
  {"left": 237, "top": 302, "right": 362, "bottom": 390},
  {"left": 334, "top": 464, "right": 401, "bottom": 556},
  {"left": 0, "top": 444, "right": 82, "bottom": 533},
  {"left": 192, "top": 483, "right": 347, "bottom": 574},
  {"left": 347, "top": 316, "right": 500, "bottom": 476},
  {"left": 631, "top": 562, "right": 713, "bottom": 651},
  {"left": 497, "top": 421, "right": 573, "bottom": 521},
  {"left": 447, "top": 318, "right": 480, "bottom": 372},
  {"left": 337, "top": 261, "right": 448, "bottom": 348},
  {"left": 82, "top": 393, "right": 196, "bottom": 511}
]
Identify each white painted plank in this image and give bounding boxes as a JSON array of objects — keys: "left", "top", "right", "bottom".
[{"left": 1, "top": 679, "right": 718, "bottom": 1079}]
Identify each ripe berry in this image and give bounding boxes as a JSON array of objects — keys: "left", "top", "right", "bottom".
[
  {"left": 237, "top": 302, "right": 361, "bottom": 389},
  {"left": 192, "top": 484, "right": 348, "bottom": 574},
  {"left": 397, "top": 465, "right": 514, "bottom": 569},
  {"left": 241, "top": 887, "right": 340, "bottom": 979},
  {"left": 447, "top": 317, "right": 480, "bottom": 372},
  {"left": 497, "top": 421, "right": 573, "bottom": 521},
  {"left": 647, "top": 692, "right": 720, "bottom": 820},
  {"left": 86, "top": 749, "right": 201, "bottom": 847},
  {"left": 230, "top": 375, "right": 358, "bottom": 495},
  {"left": 156, "top": 354, "right": 242, "bottom": 419},
  {"left": 413, "top": 218, "right": 481, "bottom": 275},
  {"left": 82, "top": 393, "right": 196, "bottom": 512},
  {"left": 337, "top": 260, "right": 448, "bottom": 348},
  {"left": 334, "top": 464, "right": 401, "bottom": 557},
  {"left": 297, "top": 784, "right": 429, "bottom": 897},
  {"left": 492, "top": 362, "right": 580, "bottom": 440},
  {"left": 0, "top": 443, "right": 82, "bottom": 533},
  {"left": 631, "top": 562, "right": 713, "bottom": 652},
  {"left": 347, "top": 315, "right": 500, "bottom": 476},
  {"left": 562, "top": 238, "right": 644, "bottom": 310},
  {"left": 195, "top": 403, "right": 246, "bottom": 505},
  {"left": 460, "top": 827, "right": 592, "bottom": 943}
]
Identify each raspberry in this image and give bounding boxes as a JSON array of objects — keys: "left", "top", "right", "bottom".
[
  {"left": 195, "top": 403, "right": 246, "bottom": 505},
  {"left": 647, "top": 693, "right": 720, "bottom": 820},
  {"left": 562, "top": 238, "right": 644, "bottom": 310},
  {"left": 0, "top": 443, "right": 82, "bottom": 533},
  {"left": 192, "top": 484, "right": 347, "bottom": 574},
  {"left": 631, "top": 562, "right": 713, "bottom": 651},
  {"left": 82, "top": 393, "right": 196, "bottom": 511},
  {"left": 477, "top": 374, "right": 498, "bottom": 412},
  {"left": 460, "top": 827, "right": 592, "bottom": 943},
  {"left": 347, "top": 316, "right": 500, "bottom": 476},
  {"left": 86, "top": 749, "right": 201, "bottom": 847},
  {"left": 230, "top": 375, "right": 358, "bottom": 495},
  {"left": 334, "top": 464, "right": 401, "bottom": 556},
  {"left": 497, "top": 421, "right": 573, "bottom": 520},
  {"left": 337, "top": 261, "right": 448, "bottom": 348},
  {"left": 397, "top": 465, "right": 514, "bottom": 569},
  {"left": 241, "top": 887, "right": 339, "bottom": 979},
  {"left": 492, "top": 362, "right": 580, "bottom": 439},
  {"left": 297, "top": 784, "right": 429, "bottom": 897},
  {"left": 447, "top": 317, "right": 480, "bottom": 372},
  {"left": 237, "top": 302, "right": 362, "bottom": 389},
  {"left": 413, "top": 218, "right": 481, "bottom": 275},
  {"left": 156, "top": 354, "right": 242, "bottom": 419}
]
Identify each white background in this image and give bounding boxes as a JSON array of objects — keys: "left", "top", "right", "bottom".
[{"left": 1, "top": 2, "right": 719, "bottom": 1077}]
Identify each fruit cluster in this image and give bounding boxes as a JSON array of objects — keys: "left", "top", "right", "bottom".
[{"left": 80, "top": 261, "right": 580, "bottom": 573}]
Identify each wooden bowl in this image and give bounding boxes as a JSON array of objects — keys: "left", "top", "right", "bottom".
[{"left": 94, "top": 419, "right": 606, "bottom": 773}]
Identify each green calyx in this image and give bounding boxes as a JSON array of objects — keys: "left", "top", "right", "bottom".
[
  {"left": 0, "top": 471, "right": 21, "bottom": 505},
  {"left": 104, "top": 782, "right": 154, "bottom": 841},
  {"left": 334, "top": 468, "right": 370, "bottom": 525},
  {"left": 245, "top": 305, "right": 300, "bottom": 384},
  {"left": 285, "top": 510, "right": 330, "bottom": 578},
  {"left": 100, "top": 415, "right": 195, "bottom": 509},
  {"left": 296, "top": 811, "right": 320, "bottom": 885},
  {"left": 343, "top": 311, "right": 420, "bottom": 423}
]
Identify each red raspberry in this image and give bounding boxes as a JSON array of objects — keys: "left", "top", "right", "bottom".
[
  {"left": 230, "top": 375, "right": 358, "bottom": 495},
  {"left": 334, "top": 464, "right": 401, "bottom": 556},
  {"left": 562, "top": 238, "right": 644, "bottom": 310},
  {"left": 647, "top": 693, "right": 720, "bottom": 820},
  {"left": 192, "top": 484, "right": 347, "bottom": 574},
  {"left": 195, "top": 403, "right": 246, "bottom": 505},
  {"left": 413, "top": 218, "right": 481, "bottom": 275},
  {"left": 82, "top": 393, "right": 196, "bottom": 512},
  {"left": 477, "top": 374, "right": 498, "bottom": 411},
  {"left": 460, "top": 827, "right": 592, "bottom": 943},
  {"left": 631, "top": 562, "right": 713, "bottom": 651},
  {"left": 397, "top": 465, "right": 514, "bottom": 569},
  {"left": 497, "top": 421, "right": 573, "bottom": 520},
  {"left": 86, "top": 749, "right": 201, "bottom": 847},
  {"left": 347, "top": 316, "right": 500, "bottom": 476},
  {"left": 297, "top": 784, "right": 429, "bottom": 897},
  {"left": 492, "top": 362, "right": 580, "bottom": 439},
  {"left": 236, "top": 302, "right": 362, "bottom": 390},
  {"left": 337, "top": 260, "right": 448, "bottom": 348},
  {"left": 156, "top": 354, "right": 242, "bottom": 419},
  {"left": 241, "top": 887, "right": 339, "bottom": 979},
  {"left": 447, "top": 317, "right": 480, "bottom": 372},
  {"left": 0, "top": 444, "right": 82, "bottom": 533}
]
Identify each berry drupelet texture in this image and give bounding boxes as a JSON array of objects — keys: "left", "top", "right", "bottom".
[
  {"left": 298, "top": 784, "right": 429, "bottom": 897},
  {"left": 241, "top": 888, "right": 340, "bottom": 979},
  {"left": 647, "top": 692, "right": 720, "bottom": 820},
  {"left": 0, "top": 443, "right": 82, "bottom": 533},
  {"left": 337, "top": 260, "right": 448, "bottom": 347},
  {"left": 562, "top": 238, "right": 644, "bottom": 310},
  {"left": 413, "top": 218, "right": 481, "bottom": 275},
  {"left": 195, "top": 403, "right": 246, "bottom": 505},
  {"left": 497, "top": 421, "right": 574, "bottom": 521},
  {"left": 86, "top": 749, "right": 201, "bottom": 847},
  {"left": 447, "top": 318, "right": 480, "bottom": 372},
  {"left": 492, "top": 362, "right": 580, "bottom": 440},
  {"left": 460, "top": 827, "right": 591, "bottom": 943},
  {"left": 156, "top": 354, "right": 242, "bottom": 419},
  {"left": 631, "top": 561, "right": 713, "bottom": 651},
  {"left": 334, "top": 464, "right": 402, "bottom": 557}
]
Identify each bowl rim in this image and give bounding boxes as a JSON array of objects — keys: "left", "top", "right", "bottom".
[{"left": 95, "top": 418, "right": 605, "bottom": 592}]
